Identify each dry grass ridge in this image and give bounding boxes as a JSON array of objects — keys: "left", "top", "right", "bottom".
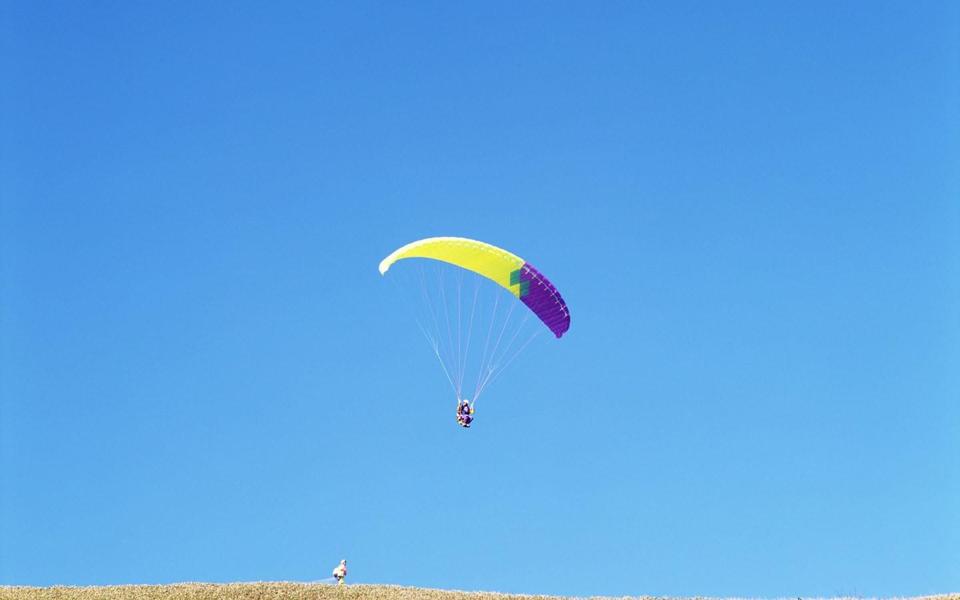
[{"left": 0, "top": 583, "right": 958, "bottom": 600}]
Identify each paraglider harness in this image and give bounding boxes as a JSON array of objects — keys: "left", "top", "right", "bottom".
[{"left": 456, "top": 399, "right": 474, "bottom": 428}]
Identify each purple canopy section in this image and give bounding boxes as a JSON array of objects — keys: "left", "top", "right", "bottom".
[{"left": 515, "top": 262, "right": 571, "bottom": 338}]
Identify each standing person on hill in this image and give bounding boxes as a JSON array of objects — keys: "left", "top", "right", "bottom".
[{"left": 332, "top": 559, "right": 347, "bottom": 585}]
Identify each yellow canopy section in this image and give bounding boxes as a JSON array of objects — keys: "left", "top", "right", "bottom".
[{"left": 379, "top": 237, "right": 526, "bottom": 297}]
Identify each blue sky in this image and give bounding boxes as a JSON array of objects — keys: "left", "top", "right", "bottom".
[{"left": 1, "top": 1, "right": 958, "bottom": 597}]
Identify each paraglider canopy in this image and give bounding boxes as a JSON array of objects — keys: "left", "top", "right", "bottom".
[
  {"left": 379, "top": 237, "right": 570, "bottom": 338},
  {"left": 379, "top": 236, "right": 570, "bottom": 410}
]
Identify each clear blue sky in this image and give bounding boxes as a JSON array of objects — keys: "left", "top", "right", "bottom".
[{"left": 2, "top": 2, "right": 958, "bottom": 597}]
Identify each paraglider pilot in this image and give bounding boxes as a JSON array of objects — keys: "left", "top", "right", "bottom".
[{"left": 456, "top": 399, "right": 474, "bottom": 428}]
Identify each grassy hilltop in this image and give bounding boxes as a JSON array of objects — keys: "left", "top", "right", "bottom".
[
  {"left": 0, "top": 583, "right": 574, "bottom": 600},
  {"left": 0, "top": 583, "right": 958, "bottom": 600}
]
